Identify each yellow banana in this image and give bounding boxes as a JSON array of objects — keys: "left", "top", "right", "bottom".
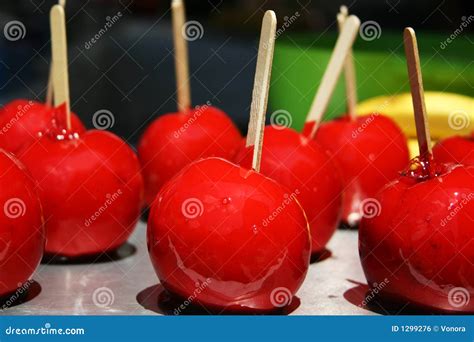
[{"left": 357, "top": 92, "right": 473, "bottom": 140}]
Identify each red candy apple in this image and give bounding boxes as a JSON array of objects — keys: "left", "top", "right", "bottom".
[
  {"left": 0, "top": 149, "right": 44, "bottom": 296},
  {"left": 18, "top": 128, "right": 144, "bottom": 257},
  {"left": 147, "top": 157, "right": 311, "bottom": 312},
  {"left": 235, "top": 126, "right": 342, "bottom": 253},
  {"left": 0, "top": 99, "right": 85, "bottom": 155},
  {"left": 303, "top": 114, "right": 410, "bottom": 226},
  {"left": 359, "top": 158, "right": 474, "bottom": 312},
  {"left": 138, "top": 104, "right": 241, "bottom": 205},
  {"left": 433, "top": 133, "right": 474, "bottom": 166}
]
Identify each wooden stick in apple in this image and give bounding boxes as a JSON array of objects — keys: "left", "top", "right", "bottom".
[
  {"left": 245, "top": 10, "right": 277, "bottom": 172},
  {"left": 306, "top": 15, "right": 360, "bottom": 139},
  {"left": 50, "top": 4, "right": 71, "bottom": 130},
  {"left": 403, "top": 27, "right": 432, "bottom": 158},
  {"left": 46, "top": 0, "right": 66, "bottom": 107},
  {"left": 172, "top": 0, "right": 192, "bottom": 112},
  {"left": 337, "top": 6, "right": 357, "bottom": 120}
]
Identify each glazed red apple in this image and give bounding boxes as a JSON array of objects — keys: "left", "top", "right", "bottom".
[
  {"left": 359, "top": 158, "right": 474, "bottom": 312},
  {"left": 0, "top": 149, "right": 44, "bottom": 296},
  {"left": 433, "top": 133, "right": 474, "bottom": 166},
  {"left": 235, "top": 126, "right": 342, "bottom": 253},
  {"left": 304, "top": 114, "right": 410, "bottom": 226},
  {"left": 138, "top": 105, "right": 242, "bottom": 205},
  {"left": 147, "top": 157, "right": 311, "bottom": 312},
  {"left": 0, "top": 99, "right": 85, "bottom": 155},
  {"left": 18, "top": 128, "right": 144, "bottom": 257}
]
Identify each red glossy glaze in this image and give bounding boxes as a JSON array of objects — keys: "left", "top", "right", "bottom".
[
  {"left": 235, "top": 126, "right": 342, "bottom": 253},
  {"left": 0, "top": 149, "right": 44, "bottom": 296},
  {"left": 138, "top": 105, "right": 242, "bottom": 205},
  {"left": 0, "top": 99, "right": 85, "bottom": 155},
  {"left": 304, "top": 114, "right": 410, "bottom": 226},
  {"left": 433, "top": 134, "right": 474, "bottom": 166},
  {"left": 18, "top": 129, "right": 144, "bottom": 257},
  {"left": 359, "top": 159, "right": 474, "bottom": 312},
  {"left": 147, "top": 157, "right": 311, "bottom": 312}
]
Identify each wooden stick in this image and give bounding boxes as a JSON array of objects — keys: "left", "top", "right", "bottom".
[
  {"left": 337, "top": 6, "right": 357, "bottom": 120},
  {"left": 306, "top": 15, "right": 360, "bottom": 139},
  {"left": 246, "top": 10, "right": 277, "bottom": 172},
  {"left": 50, "top": 5, "right": 71, "bottom": 129},
  {"left": 403, "top": 27, "right": 431, "bottom": 157},
  {"left": 172, "top": 0, "right": 192, "bottom": 112}
]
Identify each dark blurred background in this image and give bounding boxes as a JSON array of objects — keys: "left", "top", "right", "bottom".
[{"left": 0, "top": 0, "right": 472, "bottom": 144}]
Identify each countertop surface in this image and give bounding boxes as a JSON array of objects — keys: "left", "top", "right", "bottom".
[{"left": 1, "top": 222, "right": 379, "bottom": 316}]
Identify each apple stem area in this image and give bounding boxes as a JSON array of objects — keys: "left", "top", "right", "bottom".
[
  {"left": 403, "top": 28, "right": 432, "bottom": 159},
  {"left": 50, "top": 4, "right": 72, "bottom": 130},
  {"left": 245, "top": 11, "right": 277, "bottom": 172}
]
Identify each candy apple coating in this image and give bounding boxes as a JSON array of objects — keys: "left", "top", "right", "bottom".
[
  {"left": 138, "top": 105, "right": 242, "bottom": 205},
  {"left": 147, "top": 157, "right": 311, "bottom": 312},
  {"left": 433, "top": 134, "right": 474, "bottom": 166},
  {"left": 0, "top": 99, "right": 85, "bottom": 155},
  {"left": 0, "top": 149, "right": 44, "bottom": 296},
  {"left": 235, "top": 126, "right": 342, "bottom": 253},
  {"left": 18, "top": 129, "right": 144, "bottom": 257},
  {"left": 359, "top": 158, "right": 474, "bottom": 312},
  {"left": 303, "top": 114, "right": 410, "bottom": 226}
]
